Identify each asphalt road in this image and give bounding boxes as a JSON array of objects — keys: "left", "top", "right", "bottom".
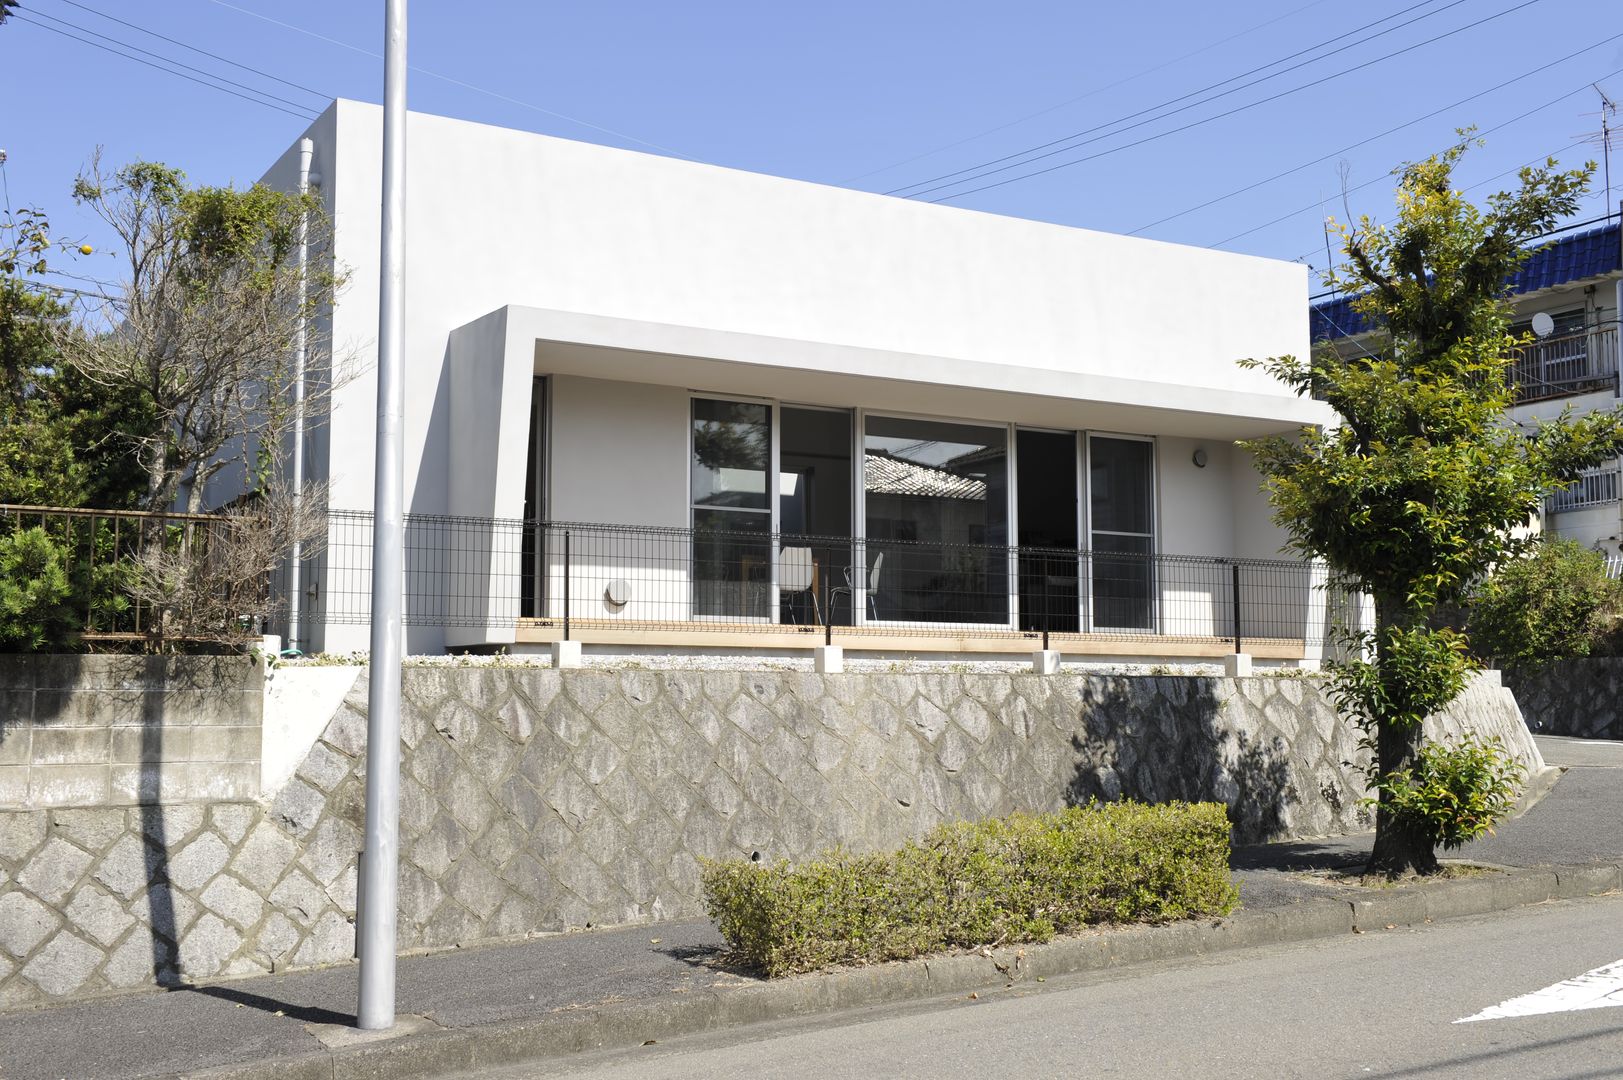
[
  {"left": 1535, "top": 735, "right": 1623, "bottom": 769},
  {"left": 478, "top": 893, "right": 1623, "bottom": 1080}
]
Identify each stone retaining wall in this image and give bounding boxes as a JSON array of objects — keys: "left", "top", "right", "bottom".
[
  {"left": 1505, "top": 657, "right": 1623, "bottom": 739},
  {"left": 0, "top": 657, "right": 262, "bottom": 809},
  {"left": 0, "top": 667, "right": 1540, "bottom": 1008}
]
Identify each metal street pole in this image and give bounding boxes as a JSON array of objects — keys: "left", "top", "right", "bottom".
[
  {"left": 357, "top": 0, "right": 407, "bottom": 1032},
  {"left": 286, "top": 136, "right": 314, "bottom": 655}
]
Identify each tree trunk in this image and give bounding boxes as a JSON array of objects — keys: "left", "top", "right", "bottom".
[
  {"left": 137, "top": 441, "right": 175, "bottom": 652},
  {"left": 1364, "top": 593, "right": 1440, "bottom": 879},
  {"left": 1365, "top": 717, "right": 1439, "bottom": 878},
  {"left": 141, "top": 440, "right": 169, "bottom": 513}
]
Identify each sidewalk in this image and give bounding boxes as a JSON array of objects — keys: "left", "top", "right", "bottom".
[{"left": 1, "top": 736, "right": 1617, "bottom": 1080}]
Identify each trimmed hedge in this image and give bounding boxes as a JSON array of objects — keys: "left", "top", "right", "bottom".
[{"left": 701, "top": 800, "right": 1239, "bottom": 977}]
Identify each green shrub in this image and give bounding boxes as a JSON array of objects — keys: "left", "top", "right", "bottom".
[
  {"left": 0, "top": 525, "right": 79, "bottom": 651},
  {"left": 1369, "top": 734, "right": 1524, "bottom": 850},
  {"left": 701, "top": 801, "right": 1238, "bottom": 977},
  {"left": 1467, "top": 538, "right": 1623, "bottom": 670}
]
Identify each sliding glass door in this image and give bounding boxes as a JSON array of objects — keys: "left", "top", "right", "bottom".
[
  {"left": 780, "top": 407, "right": 853, "bottom": 625},
  {"left": 691, "top": 398, "right": 772, "bottom": 619},
  {"left": 1088, "top": 435, "right": 1155, "bottom": 630},
  {"left": 1017, "top": 429, "right": 1080, "bottom": 633},
  {"left": 863, "top": 415, "right": 1008, "bottom": 624}
]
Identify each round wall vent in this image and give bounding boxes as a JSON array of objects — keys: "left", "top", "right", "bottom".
[{"left": 604, "top": 579, "right": 631, "bottom": 607}]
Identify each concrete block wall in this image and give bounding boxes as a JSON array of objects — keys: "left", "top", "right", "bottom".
[
  {"left": 1506, "top": 657, "right": 1623, "bottom": 739},
  {"left": 0, "top": 657, "right": 262, "bottom": 809},
  {"left": 0, "top": 665, "right": 1541, "bottom": 1009}
]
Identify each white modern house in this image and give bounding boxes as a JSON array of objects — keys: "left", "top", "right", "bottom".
[{"left": 253, "top": 100, "right": 1335, "bottom": 662}]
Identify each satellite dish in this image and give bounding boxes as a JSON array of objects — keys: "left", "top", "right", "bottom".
[{"left": 1531, "top": 312, "right": 1555, "bottom": 338}]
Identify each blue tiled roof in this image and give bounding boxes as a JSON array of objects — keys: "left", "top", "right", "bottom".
[
  {"left": 1517, "top": 221, "right": 1622, "bottom": 292},
  {"left": 1309, "top": 222, "right": 1621, "bottom": 341}
]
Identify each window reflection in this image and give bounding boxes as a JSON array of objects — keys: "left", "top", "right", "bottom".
[
  {"left": 863, "top": 416, "right": 1008, "bottom": 624},
  {"left": 692, "top": 399, "right": 769, "bottom": 510},
  {"left": 692, "top": 398, "right": 771, "bottom": 619}
]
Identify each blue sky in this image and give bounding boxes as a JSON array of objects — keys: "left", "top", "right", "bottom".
[{"left": 2, "top": 0, "right": 1621, "bottom": 292}]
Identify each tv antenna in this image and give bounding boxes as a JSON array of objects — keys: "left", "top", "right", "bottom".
[{"left": 1576, "top": 84, "right": 1618, "bottom": 222}]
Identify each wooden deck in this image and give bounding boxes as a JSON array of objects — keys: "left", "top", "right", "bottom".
[{"left": 511, "top": 619, "right": 1306, "bottom": 659}]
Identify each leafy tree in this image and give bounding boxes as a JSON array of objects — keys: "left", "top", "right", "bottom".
[
  {"left": 1241, "top": 138, "right": 1623, "bottom": 877},
  {"left": 1467, "top": 538, "right": 1622, "bottom": 670},
  {"left": 0, "top": 526, "right": 77, "bottom": 651},
  {"left": 0, "top": 208, "right": 148, "bottom": 507},
  {"left": 60, "top": 156, "right": 343, "bottom": 513}
]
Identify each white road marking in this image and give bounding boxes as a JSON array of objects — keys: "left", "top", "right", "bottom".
[{"left": 1456, "top": 958, "right": 1623, "bottom": 1023}]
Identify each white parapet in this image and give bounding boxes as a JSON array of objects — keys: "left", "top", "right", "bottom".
[{"left": 262, "top": 664, "right": 362, "bottom": 798}]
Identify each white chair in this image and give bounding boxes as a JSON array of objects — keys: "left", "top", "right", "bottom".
[
  {"left": 779, "top": 546, "right": 821, "bottom": 624},
  {"left": 830, "top": 550, "right": 884, "bottom": 621}
]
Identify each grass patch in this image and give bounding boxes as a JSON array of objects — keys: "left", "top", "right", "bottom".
[
  {"left": 701, "top": 801, "right": 1239, "bottom": 977},
  {"left": 1295, "top": 862, "right": 1501, "bottom": 889}
]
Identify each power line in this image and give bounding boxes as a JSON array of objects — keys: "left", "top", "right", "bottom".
[
  {"left": 21, "top": 7, "right": 319, "bottom": 113},
  {"left": 840, "top": 0, "right": 1337, "bottom": 186},
  {"left": 1131, "top": 36, "right": 1623, "bottom": 237},
  {"left": 1220, "top": 58, "right": 1623, "bottom": 254},
  {"left": 9, "top": 13, "right": 318, "bottom": 120},
  {"left": 45, "top": 0, "right": 329, "bottom": 103},
  {"left": 38, "top": 266, "right": 119, "bottom": 289},
  {"left": 199, "top": 0, "right": 694, "bottom": 160},
  {"left": 883, "top": 0, "right": 1472, "bottom": 198},
  {"left": 1300, "top": 149, "right": 1608, "bottom": 295},
  {"left": 1220, "top": 124, "right": 1591, "bottom": 253},
  {"left": 906, "top": 0, "right": 1545, "bottom": 205}
]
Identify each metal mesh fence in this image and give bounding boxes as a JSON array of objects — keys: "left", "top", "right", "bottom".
[{"left": 307, "top": 510, "right": 1351, "bottom": 651}]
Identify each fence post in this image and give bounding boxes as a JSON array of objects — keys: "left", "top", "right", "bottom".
[
  {"left": 1041, "top": 559, "right": 1050, "bottom": 652},
  {"left": 1231, "top": 561, "right": 1243, "bottom": 655},
  {"left": 563, "top": 530, "right": 571, "bottom": 642},
  {"left": 823, "top": 545, "right": 833, "bottom": 647}
]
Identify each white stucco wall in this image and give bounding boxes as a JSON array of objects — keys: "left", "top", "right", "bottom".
[
  {"left": 260, "top": 665, "right": 360, "bottom": 797},
  {"left": 1158, "top": 437, "right": 1235, "bottom": 558},
  {"left": 1229, "top": 445, "right": 1292, "bottom": 560},
  {"left": 275, "top": 99, "right": 1318, "bottom": 523},
  {"left": 547, "top": 376, "right": 690, "bottom": 528}
]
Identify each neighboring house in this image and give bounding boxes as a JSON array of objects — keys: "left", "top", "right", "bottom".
[
  {"left": 1310, "top": 216, "right": 1623, "bottom": 553},
  {"left": 248, "top": 100, "right": 1335, "bottom": 662}
]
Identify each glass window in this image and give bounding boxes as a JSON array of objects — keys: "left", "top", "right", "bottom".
[
  {"left": 691, "top": 398, "right": 772, "bottom": 620},
  {"left": 692, "top": 508, "right": 772, "bottom": 620},
  {"left": 1090, "top": 437, "right": 1153, "bottom": 535},
  {"left": 863, "top": 416, "right": 1008, "bottom": 624},
  {"left": 692, "top": 398, "right": 769, "bottom": 510},
  {"left": 1089, "top": 436, "right": 1155, "bottom": 630}
]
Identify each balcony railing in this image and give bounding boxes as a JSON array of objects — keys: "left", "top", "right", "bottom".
[
  {"left": 1546, "top": 467, "right": 1622, "bottom": 513},
  {"left": 303, "top": 512, "right": 1346, "bottom": 654},
  {"left": 0, "top": 503, "right": 1356, "bottom": 655},
  {"left": 1510, "top": 324, "right": 1620, "bottom": 405}
]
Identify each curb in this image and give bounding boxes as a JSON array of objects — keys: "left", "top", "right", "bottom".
[
  {"left": 1513, "top": 764, "right": 1565, "bottom": 816},
  {"left": 180, "top": 862, "right": 1623, "bottom": 1080}
]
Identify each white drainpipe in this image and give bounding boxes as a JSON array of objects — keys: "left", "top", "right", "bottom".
[{"left": 287, "top": 137, "right": 315, "bottom": 653}]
